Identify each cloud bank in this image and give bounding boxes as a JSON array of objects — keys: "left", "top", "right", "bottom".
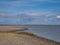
[
  {"left": 0, "top": 10, "right": 60, "bottom": 25},
  {"left": 0, "top": 0, "right": 60, "bottom": 25}
]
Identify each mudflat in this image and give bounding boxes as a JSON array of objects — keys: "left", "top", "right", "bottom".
[{"left": 0, "top": 32, "right": 60, "bottom": 45}]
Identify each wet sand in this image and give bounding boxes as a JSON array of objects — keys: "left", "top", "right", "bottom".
[{"left": 0, "top": 32, "right": 60, "bottom": 45}]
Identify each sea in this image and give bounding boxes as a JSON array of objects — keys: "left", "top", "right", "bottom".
[{"left": 16, "top": 25, "right": 60, "bottom": 42}]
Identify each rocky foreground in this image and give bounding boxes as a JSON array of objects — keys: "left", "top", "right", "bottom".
[{"left": 0, "top": 32, "right": 60, "bottom": 45}]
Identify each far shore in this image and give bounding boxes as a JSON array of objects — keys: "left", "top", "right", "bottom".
[{"left": 0, "top": 26, "right": 28, "bottom": 32}]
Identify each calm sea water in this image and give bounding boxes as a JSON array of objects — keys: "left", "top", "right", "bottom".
[{"left": 17, "top": 25, "right": 60, "bottom": 42}]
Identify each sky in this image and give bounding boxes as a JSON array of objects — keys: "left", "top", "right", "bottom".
[{"left": 0, "top": 0, "right": 60, "bottom": 25}]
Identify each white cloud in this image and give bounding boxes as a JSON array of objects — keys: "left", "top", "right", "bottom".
[
  {"left": 57, "top": 16, "right": 60, "bottom": 18},
  {"left": 0, "top": 10, "right": 60, "bottom": 25},
  {"left": 23, "top": 11, "right": 53, "bottom": 17},
  {"left": 26, "top": 12, "right": 40, "bottom": 16},
  {"left": 0, "top": 11, "right": 17, "bottom": 16}
]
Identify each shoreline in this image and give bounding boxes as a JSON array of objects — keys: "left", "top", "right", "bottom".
[
  {"left": 17, "top": 32, "right": 60, "bottom": 43},
  {"left": 0, "top": 32, "right": 60, "bottom": 45},
  {"left": 0, "top": 26, "right": 60, "bottom": 45}
]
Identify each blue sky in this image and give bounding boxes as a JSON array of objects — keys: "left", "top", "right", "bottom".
[{"left": 0, "top": 0, "right": 60, "bottom": 25}]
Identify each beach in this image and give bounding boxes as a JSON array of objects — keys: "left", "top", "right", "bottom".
[
  {"left": 0, "top": 26, "right": 60, "bottom": 45},
  {"left": 0, "top": 32, "right": 60, "bottom": 45},
  {"left": 0, "top": 26, "right": 28, "bottom": 32}
]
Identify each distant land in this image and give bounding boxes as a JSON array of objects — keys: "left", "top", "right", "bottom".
[{"left": 0, "top": 24, "right": 60, "bottom": 26}]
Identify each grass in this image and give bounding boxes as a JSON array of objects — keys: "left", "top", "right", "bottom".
[
  {"left": 16, "top": 32, "right": 60, "bottom": 43},
  {"left": 0, "top": 32, "right": 37, "bottom": 40},
  {"left": 17, "top": 32, "right": 37, "bottom": 36}
]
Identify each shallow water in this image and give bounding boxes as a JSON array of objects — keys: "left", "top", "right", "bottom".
[{"left": 17, "top": 25, "right": 60, "bottom": 42}]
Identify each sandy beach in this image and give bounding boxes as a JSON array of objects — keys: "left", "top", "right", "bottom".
[
  {"left": 0, "top": 26, "right": 60, "bottom": 45},
  {"left": 0, "top": 26, "right": 28, "bottom": 32},
  {"left": 0, "top": 32, "right": 60, "bottom": 45}
]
